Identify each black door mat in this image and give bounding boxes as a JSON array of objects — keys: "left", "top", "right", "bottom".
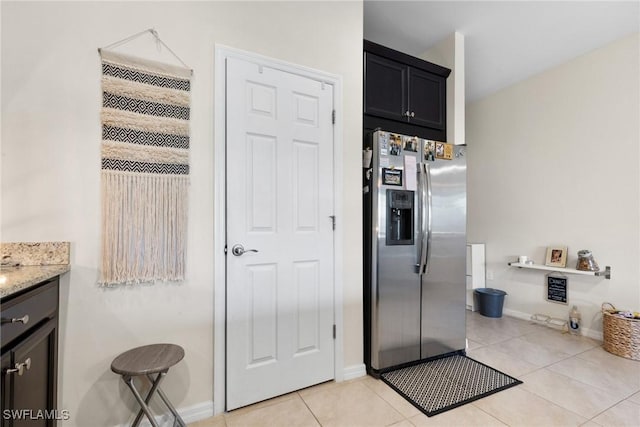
[{"left": 380, "top": 354, "right": 522, "bottom": 417}]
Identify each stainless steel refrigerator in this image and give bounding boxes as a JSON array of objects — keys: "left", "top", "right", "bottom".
[{"left": 364, "top": 129, "right": 466, "bottom": 374}]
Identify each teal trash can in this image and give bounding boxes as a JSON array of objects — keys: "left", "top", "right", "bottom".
[{"left": 475, "top": 288, "right": 507, "bottom": 318}]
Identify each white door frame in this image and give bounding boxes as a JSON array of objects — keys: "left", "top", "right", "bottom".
[{"left": 213, "top": 45, "right": 344, "bottom": 415}]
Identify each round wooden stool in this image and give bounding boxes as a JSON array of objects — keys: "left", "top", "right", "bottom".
[{"left": 111, "top": 343, "right": 186, "bottom": 427}]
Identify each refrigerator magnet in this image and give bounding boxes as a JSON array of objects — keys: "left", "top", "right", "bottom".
[
  {"left": 443, "top": 143, "right": 453, "bottom": 160},
  {"left": 389, "top": 134, "right": 402, "bottom": 156},
  {"left": 382, "top": 168, "right": 403, "bottom": 186},
  {"left": 379, "top": 133, "right": 388, "bottom": 155},
  {"left": 403, "top": 136, "right": 418, "bottom": 152},
  {"left": 424, "top": 141, "right": 435, "bottom": 161},
  {"left": 435, "top": 142, "right": 454, "bottom": 160}
]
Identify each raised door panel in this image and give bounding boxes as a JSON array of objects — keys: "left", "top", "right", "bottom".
[
  {"left": 10, "top": 318, "right": 57, "bottom": 427},
  {"left": 364, "top": 53, "right": 407, "bottom": 122},
  {"left": 293, "top": 261, "right": 320, "bottom": 355},
  {"left": 292, "top": 141, "right": 319, "bottom": 232},
  {"left": 246, "top": 134, "right": 277, "bottom": 233},
  {"left": 408, "top": 67, "right": 445, "bottom": 130},
  {"left": 246, "top": 264, "right": 278, "bottom": 368}
]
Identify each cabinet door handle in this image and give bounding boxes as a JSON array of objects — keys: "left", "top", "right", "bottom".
[
  {"left": 1, "top": 315, "right": 29, "bottom": 325},
  {"left": 13, "top": 315, "right": 29, "bottom": 324},
  {"left": 404, "top": 110, "right": 411, "bottom": 117},
  {"left": 410, "top": 111, "right": 415, "bottom": 118},
  {"left": 5, "top": 358, "right": 31, "bottom": 376}
]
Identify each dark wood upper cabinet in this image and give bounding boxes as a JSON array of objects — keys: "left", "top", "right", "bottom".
[
  {"left": 407, "top": 67, "right": 445, "bottom": 129},
  {"left": 364, "top": 40, "right": 450, "bottom": 133},
  {"left": 364, "top": 53, "right": 407, "bottom": 122}
]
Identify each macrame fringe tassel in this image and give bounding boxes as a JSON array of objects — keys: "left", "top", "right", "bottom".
[{"left": 100, "top": 171, "right": 188, "bottom": 285}]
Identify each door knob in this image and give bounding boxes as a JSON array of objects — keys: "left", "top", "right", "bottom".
[{"left": 231, "top": 244, "right": 259, "bottom": 256}]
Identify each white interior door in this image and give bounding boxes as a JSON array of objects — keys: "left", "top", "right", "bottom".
[{"left": 225, "top": 56, "right": 335, "bottom": 410}]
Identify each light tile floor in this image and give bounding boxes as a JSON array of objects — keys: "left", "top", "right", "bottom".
[{"left": 190, "top": 312, "right": 640, "bottom": 426}]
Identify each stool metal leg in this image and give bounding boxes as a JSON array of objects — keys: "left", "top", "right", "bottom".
[
  {"left": 123, "top": 375, "right": 160, "bottom": 427},
  {"left": 131, "top": 372, "right": 167, "bottom": 427},
  {"left": 146, "top": 374, "right": 187, "bottom": 427}
]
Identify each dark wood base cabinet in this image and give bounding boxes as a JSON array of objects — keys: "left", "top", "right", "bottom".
[{"left": 1, "top": 278, "right": 59, "bottom": 427}]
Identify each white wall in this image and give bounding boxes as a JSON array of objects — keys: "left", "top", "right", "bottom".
[
  {"left": 420, "top": 32, "right": 465, "bottom": 145},
  {"left": 1, "top": 1, "right": 363, "bottom": 425},
  {"left": 467, "top": 33, "right": 640, "bottom": 338}
]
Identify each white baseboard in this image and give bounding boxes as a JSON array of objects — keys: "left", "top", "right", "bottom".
[
  {"left": 502, "top": 308, "right": 603, "bottom": 341},
  {"left": 121, "top": 400, "right": 214, "bottom": 427},
  {"left": 501, "top": 307, "right": 530, "bottom": 321},
  {"left": 179, "top": 401, "right": 215, "bottom": 424},
  {"left": 167, "top": 366, "right": 364, "bottom": 426},
  {"left": 177, "top": 365, "right": 365, "bottom": 425},
  {"left": 143, "top": 365, "right": 366, "bottom": 425},
  {"left": 342, "top": 363, "right": 367, "bottom": 381}
]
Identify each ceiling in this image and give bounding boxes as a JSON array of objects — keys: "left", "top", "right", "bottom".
[{"left": 364, "top": 1, "right": 640, "bottom": 103}]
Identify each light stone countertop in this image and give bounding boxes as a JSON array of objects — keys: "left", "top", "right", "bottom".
[
  {"left": 1, "top": 242, "right": 70, "bottom": 266},
  {"left": 0, "top": 265, "right": 70, "bottom": 299},
  {"left": 0, "top": 242, "right": 71, "bottom": 299}
]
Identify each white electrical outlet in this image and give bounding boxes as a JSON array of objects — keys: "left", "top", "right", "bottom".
[{"left": 486, "top": 270, "right": 494, "bottom": 280}]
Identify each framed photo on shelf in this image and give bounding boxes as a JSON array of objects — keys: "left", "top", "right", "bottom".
[{"left": 545, "top": 246, "right": 568, "bottom": 268}]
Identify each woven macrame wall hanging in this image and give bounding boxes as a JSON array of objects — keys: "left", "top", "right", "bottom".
[{"left": 98, "top": 33, "right": 192, "bottom": 285}]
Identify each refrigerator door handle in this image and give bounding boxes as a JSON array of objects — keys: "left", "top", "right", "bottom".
[
  {"left": 418, "top": 163, "right": 432, "bottom": 274},
  {"left": 421, "top": 162, "right": 433, "bottom": 274},
  {"left": 417, "top": 165, "right": 426, "bottom": 272}
]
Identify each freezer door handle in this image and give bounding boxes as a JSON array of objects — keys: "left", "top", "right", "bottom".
[{"left": 419, "top": 162, "right": 433, "bottom": 274}]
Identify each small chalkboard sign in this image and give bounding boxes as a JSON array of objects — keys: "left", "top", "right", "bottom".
[{"left": 547, "top": 274, "right": 568, "bottom": 304}]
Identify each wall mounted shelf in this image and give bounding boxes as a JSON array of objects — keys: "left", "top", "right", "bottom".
[{"left": 508, "top": 262, "right": 611, "bottom": 280}]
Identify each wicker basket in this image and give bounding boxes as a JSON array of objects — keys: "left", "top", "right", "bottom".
[{"left": 602, "top": 302, "right": 640, "bottom": 361}]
